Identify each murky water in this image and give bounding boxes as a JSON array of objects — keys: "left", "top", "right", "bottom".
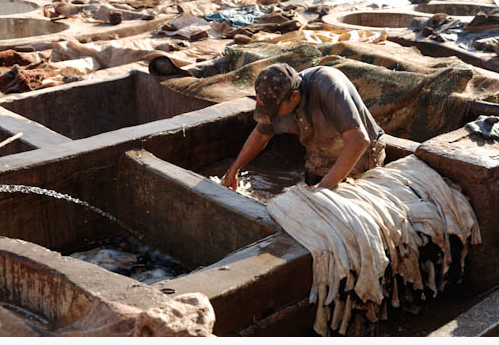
[
  {"left": 198, "top": 151, "right": 305, "bottom": 204},
  {"left": 69, "top": 236, "right": 189, "bottom": 285},
  {"left": 0, "top": 184, "right": 143, "bottom": 240}
]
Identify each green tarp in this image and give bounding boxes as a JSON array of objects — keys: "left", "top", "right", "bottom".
[{"left": 161, "top": 41, "right": 499, "bottom": 141}]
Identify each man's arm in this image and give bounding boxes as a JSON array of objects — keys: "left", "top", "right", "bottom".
[
  {"left": 222, "top": 127, "right": 273, "bottom": 190},
  {"left": 317, "top": 127, "right": 370, "bottom": 190}
]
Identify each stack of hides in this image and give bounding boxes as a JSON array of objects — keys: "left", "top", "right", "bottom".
[{"left": 267, "top": 155, "right": 481, "bottom": 336}]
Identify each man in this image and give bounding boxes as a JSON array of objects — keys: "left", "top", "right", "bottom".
[{"left": 221, "top": 62, "right": 385, "bottom": 191}]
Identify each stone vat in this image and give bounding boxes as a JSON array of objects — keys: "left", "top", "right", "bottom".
[
  {"left": 0, "top": 71, "right": 215, "bottom": 140},
  {"left": 409, "top": 1, "right": 497, "bottom": 16},
  {"left": 0, "top": 18, "right": 69, "bottom": 40},
  {"left": 0, "top": 0, "right": 39, "bottom": 16}
]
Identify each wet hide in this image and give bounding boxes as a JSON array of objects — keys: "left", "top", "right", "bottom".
[{"left": 267, "top": 155, "right": 480, "bottom": 336}]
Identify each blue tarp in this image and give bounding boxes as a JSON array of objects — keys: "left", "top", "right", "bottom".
[{"left": 204, "top": 5, "right": 271, "bottom": 27}]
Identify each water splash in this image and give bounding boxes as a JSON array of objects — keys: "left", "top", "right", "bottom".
[
  {"left": 208, "top": 167, "right": 304, "bottom": 204},
  {"left": 198, "top": 151, "right": 305, "bottom": 204},
  {"left": 0, "top": 184, "right": 143, "bottom": 240}
]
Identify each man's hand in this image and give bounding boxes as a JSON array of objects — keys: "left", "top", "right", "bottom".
[
  {"left": 304, "top": 182, "right": 321, "bottom": 191},
  {"left": 318, "top": 174, "right": 340, "bottom": 190},
  {"left": 221, "top": 170, "right": 238, "bottom": 191},
  {"left": 220, "top": 127, "right": 273, "bottom": 191}
]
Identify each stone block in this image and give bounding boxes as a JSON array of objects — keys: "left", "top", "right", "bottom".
[{"left": 416, "top": 128, "right": 499, "bottom": 293}]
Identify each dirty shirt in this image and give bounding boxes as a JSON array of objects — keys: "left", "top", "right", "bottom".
[{"left": 256, "top": 66, "right": 384, "bottom": 176}]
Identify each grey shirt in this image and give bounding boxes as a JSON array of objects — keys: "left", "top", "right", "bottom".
[{"left": 256, "top": 66, "right": 383, "bottom": 161}]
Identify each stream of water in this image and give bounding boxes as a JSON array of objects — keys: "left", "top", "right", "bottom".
[
  {"left": 0, "top": 184, "right": 143, "bottom": 240},
  {"left": 0, "top": 184, "right": 190, "bottom": 284}
]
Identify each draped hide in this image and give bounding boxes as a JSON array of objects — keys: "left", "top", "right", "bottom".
[{"left": 267, "top": 155, "right": 481, "bottom": 336}]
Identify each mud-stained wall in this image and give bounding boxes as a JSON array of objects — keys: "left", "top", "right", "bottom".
[
  {"left": 117, "top": 150, "right": 276, "bottom": 269},
  {"left": 134, "top": 72, "right": 215, "bottom": 126},
  {"left": 0, "top": 245, "right": 100, "bottom": 326},
  {"left": 143, "top": 112, "right": 254, "bottom": 170},
  {"left": 0, "top": 75, "right": 137, "bottom": 140},
  {"left": 0, "top": 146, "right": 122, "bottom": 252}
]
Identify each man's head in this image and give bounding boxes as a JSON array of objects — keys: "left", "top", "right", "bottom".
[{"left": 253, "top": 63, "right": 301, "bottom": 125}]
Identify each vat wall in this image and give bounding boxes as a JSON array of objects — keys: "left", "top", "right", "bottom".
[{"left": 0, "top": 71, "right": 216, "bottom": 140}]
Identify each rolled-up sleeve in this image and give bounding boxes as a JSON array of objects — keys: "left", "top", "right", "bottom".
[{"left": 320, "top": 83, "right": 363, "bottom": 135}]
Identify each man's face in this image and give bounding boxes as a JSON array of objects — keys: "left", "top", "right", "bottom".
[{"left": 277, "top": 91, "right": 300, "bottom": 116}]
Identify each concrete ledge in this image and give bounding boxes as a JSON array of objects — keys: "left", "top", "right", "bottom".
[
  {"left": 416, "top": 128, "right": 499, "bottom": 181},
  {"left": 416, "top": 128, "right": 499, "bottom": 293},
  {"left": 0, "top": 236, "right": 172, "bottom": 323},
  {"left": 0, "top": 106, "right": 71, "bottom": 150},
  {"left": 153, "top": 231, "right": 314, "bottom": 336},
  {"left": 384, "top": 133, "right": 419, "bottom": 163},
  {"left": 429, "top": 287, "right": 499, "bottom": 336}
]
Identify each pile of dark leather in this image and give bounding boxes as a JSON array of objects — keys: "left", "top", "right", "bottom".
[
  {"left": 412, "top": 13, "right": 464, "bottom": 43},
  {"left": 466, "top": 10, "right": 499, "bottom": 32},
  {"left": 0, "top": 50, "right": 50, "bottom": 95}
]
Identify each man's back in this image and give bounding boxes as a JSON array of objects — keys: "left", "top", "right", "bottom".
[{"left": 257, "top": 65, "right": 383, "bottom": 158}]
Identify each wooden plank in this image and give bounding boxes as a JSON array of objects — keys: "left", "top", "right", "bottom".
[{"left": 0, "top": 133, "right": 23, "bottom": 149}]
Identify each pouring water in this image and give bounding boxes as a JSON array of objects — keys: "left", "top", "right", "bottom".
[{"left": 0, "top": 184, "right": 143, "bottom": 240}]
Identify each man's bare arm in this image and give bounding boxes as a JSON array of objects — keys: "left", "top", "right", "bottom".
[
  {"left": 318, "top": 127, "right": 370, "bottom": 190},
  {"left": 222, "top": 128, "right": 273, "bottom": 190}
]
